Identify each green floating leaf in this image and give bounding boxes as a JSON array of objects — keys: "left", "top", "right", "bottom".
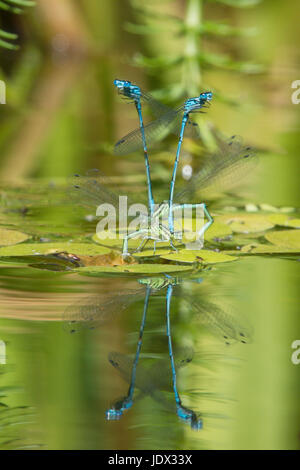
[
  {"left": 265, "top": 230, "right": 300, "bottom": 250},
  {"left": 218, "top": 213, "right": 274, "bottom": 233},
  {"left": 267, "top": 214, "right": 300, "bottom": 229},
  {"left": 238, "top": 243, "right": 299, "bottom": 254},
  {"left": 92, "top": 232, "right": 143, "bottom": 250},
  {"left": 0, "top": 242, "right": 110, "bottom": 257},
  {"left": 160, "top": 249, "right": 237, "bottom": 264},
  {"left": 285, "top": 219, "right": 300, "bottom": 228},
  {"left": 205, "top": 220, "right": 233, "bottom": 240},
  {"left": 132, "top": 246, "right": 175, "bottom": 258},
  {"left": 75, "top": 264, "right": 192, "bottom": 276},
  {"left": 0, "top": 228, "right": 30, "bottom": 246}
]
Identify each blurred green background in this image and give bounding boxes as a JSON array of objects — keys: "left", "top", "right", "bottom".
[
  {"left": 0, "top": 0, "right": 299, "bottom": 451},
  {"left": 0, "top": 0, "right": 298, "bottom": 204}
]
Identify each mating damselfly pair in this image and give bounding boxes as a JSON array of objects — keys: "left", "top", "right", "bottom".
[{"left": 69, "top": 80, "right": 256, "bottom": 257}]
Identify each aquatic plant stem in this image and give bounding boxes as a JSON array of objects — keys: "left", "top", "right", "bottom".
[{"left": 183, "top": 0, "right": 202, "bottom": 96}]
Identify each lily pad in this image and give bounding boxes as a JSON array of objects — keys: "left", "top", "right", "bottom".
[
  {"left": 0, "top": 228, "right": 30, "bottom": 246},
  {"left": 285, "top": 219, "right": 300, "bottom": 228},
  {"left": 205, "top": 220, "right": 233, "bottom": 240},
  {"left": 236, "top": 243, "right": 300, "bottom": 254},
  {"left": 267, "top": 214, "right": 300, "bottom": 228},
  {"left": 218, "top": 213, "right": 274, "bottom": 233},
  {"left": 160, "top": 249, "right": 237, "bottom": 264},
  {"left": 264, "top": 230, "right": 300, "bottom": 250},
  {"left": 0, "top": 242, "right": 111, "bottom": 257},
  {"left": 92, "top": 231, "right": 150, "bottom": 250},
  {"left": 74, "top": 264, "right": 193, "bottom": 276},
  {"left": 132, "top": 246, "right": 177, "bottom": 258}
]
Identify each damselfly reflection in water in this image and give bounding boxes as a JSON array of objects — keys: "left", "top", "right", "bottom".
[
  {"left": 63, "top": 275, "right": 252, "bottom": 346},
  {"left": 103, "top": 277, "right": 202, "bottom": 429},
  {"left": 63, "top": 275, "right": 251, "bottom": 428},
  {"left": 106, "top": 349, "right": 202, "bottom": 430}
]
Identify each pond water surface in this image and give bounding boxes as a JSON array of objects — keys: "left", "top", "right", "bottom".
[{"left": 0, "top": 248, "right": 299, "bottom": 449}]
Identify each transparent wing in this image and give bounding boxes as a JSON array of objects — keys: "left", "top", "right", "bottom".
[
  {"left": 67, "top": 169, "right": 120, "bottom": 209},
  {"left": 176, "top": 135, "right": 257, "bottom": 202},
  {"left": 108, "top": 348, "right": 194, "bottom": 395},
  {"left": 114, "top": 109, "right": 200, "bottom": 156},
  {"left": 114, "top": 110, "right": 180, "bottom": 155},
  {"left": 190, "top": 299, "right": 252, "bottom": 345},
  {"left": 63, "top": 289, "right": 143, "bottom": 334},
  {"left": 140, "top": 90, "right": 172, "bottom": 118},
  {"left": 67, "top": 168, "right": 148, "bottom": 220},
  {"left": 141, "top": 89, "right": 200, "bottom": 139}
]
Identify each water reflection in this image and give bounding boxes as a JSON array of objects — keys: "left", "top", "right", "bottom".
[
  {"left": 63, "top": 273, "right": 252, "bottom": 430},
  {"left": 105, "top": 278, "right": 202, "bottom": 430}
]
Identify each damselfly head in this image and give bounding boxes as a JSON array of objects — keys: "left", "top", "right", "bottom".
[
  {"left": 113, "top": 79, "right": 132, "bottom": 88},
  {"left": 200, "top": 91, "right": 213, "bottom": 102},
  {"left": 114, "top": 79, "right": 141, "bottom": 99},
  {"left": 184, "top": 92, "right": 213, "bottom": 113}
]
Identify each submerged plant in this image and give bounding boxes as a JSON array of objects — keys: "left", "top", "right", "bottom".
[
  {"left": 0, "top": 0, "right": 35, "bottom": 50},
  {"left": 127, "top": 0, "right": 263, "bottom": 102}
]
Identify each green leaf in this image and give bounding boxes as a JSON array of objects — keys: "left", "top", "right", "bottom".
[
  {"left": 0, "top": 242, "right": 111, "bottom": 257},
  {"left": 217, "top": 213, "right": 274, "bottom": 233},
  {"left": 74, "top": 264, "right": 192, "bottom": 276},
  {"left": 0, "top": 228, "right": 30, "bottom": 246},
  {"left": 264, "top": 230, "right": 300, "bottom": 250},
  {"left": 236, "top": 243, "right": 300, "bottom": 255},
  {"left": 267, "top": 214, "right": 300, "bottom": 229},
  {"left": 0, "top": 29, "right": 18, "bottom": 39},
  {"left": 205, "top": 220, "right": 233, "bottom": 240},
  {"left": 209, "top": 0, "right": 262, "bottom": 7},
  {"left": 132, "top": 246, "right": 177, "bottom": 258},
  {"left": 5, "top": 0, "right": 35, "bottom": 7},
  {"left": 198, "top": 51, "right": 264, "bottom": 74},
  {"left": 0, "top": 0, "right": 22, "bottom": 13},
  {"left": 199, "top": 21, "right": 257, "bottom": 37},
  {"left": 92, "top": 232, "right": 143, "bottom": 250},
  {"left": 0, "top": 36, "right": 19, "bottom": 50},
  {"left": 124, "top": 21, "right": 179, "bottom": 35},
  {"left": 0, "top": 0, "right": 35, "bottom": 50},
  {"left": 160, "top": 249, "right": 237, "bottom": 264},
  {"left": 133, "top": 52, "right": 182, "bottom": 69}
]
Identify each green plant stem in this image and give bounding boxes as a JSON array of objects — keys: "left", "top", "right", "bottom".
[{"left": 182, "top": 0, "right": 202, "bottom": 95}]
